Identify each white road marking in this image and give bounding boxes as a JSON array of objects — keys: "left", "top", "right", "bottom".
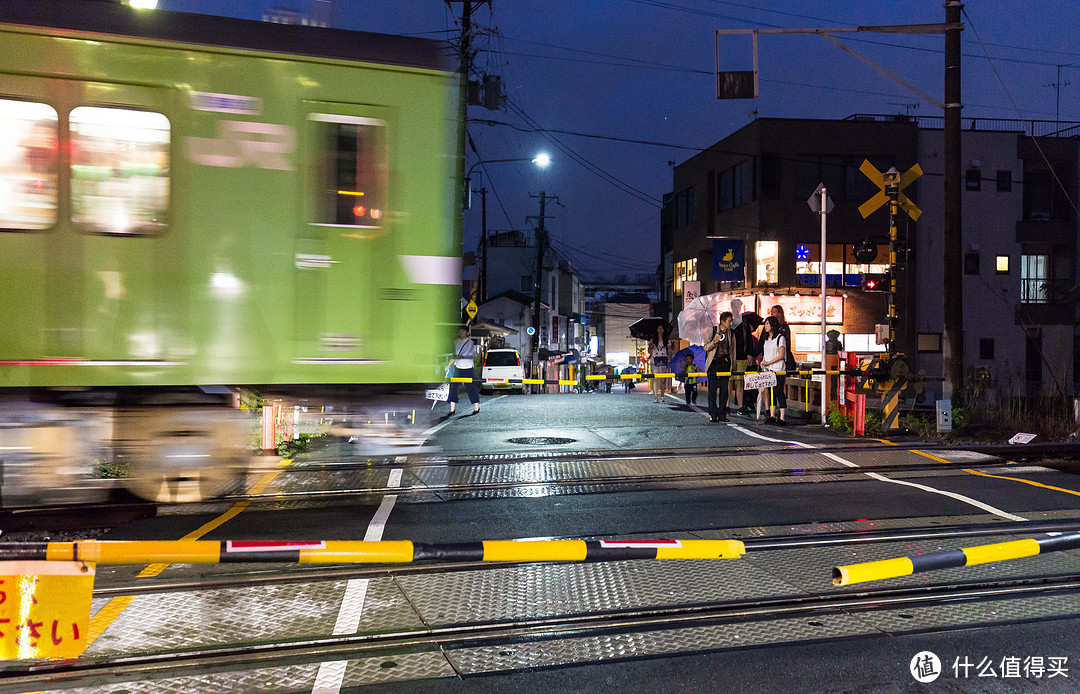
[
  {"left": 727, "top": 422, "right": 816, "bottom": 448},
  {"left": 312, "top": 465, "right": 403, "bottom": 693},
  {"left": 730, "top": 420, "right": 1028, "bottom": 522},
  {"left": 818, "top": 451, "right": 1028, "bottom": 522}
]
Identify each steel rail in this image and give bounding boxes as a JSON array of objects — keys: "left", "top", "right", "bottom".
[
  {"left": 0, "top": 456, "right": 1055, "bottom": 526},
  {"left": 88, "top": 518, "right": 1080, "bottom": 597},
  {"left": 6, "top": 574, "right": 1080, "bottom": 687},
  {"left": 298, "top": 439, "right": 1080, "bottom": 469},
  {"left": 221, "top": 460, "right": 1037, "bottom": 502}
]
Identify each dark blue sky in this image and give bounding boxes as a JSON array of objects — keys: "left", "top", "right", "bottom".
[{"left": 165, "top": 0, "right": 1079, "bottom": 278}]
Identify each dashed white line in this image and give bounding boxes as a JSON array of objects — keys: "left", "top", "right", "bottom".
[{"left": 312, "top": 465, "right": 403, "bottom": 693}]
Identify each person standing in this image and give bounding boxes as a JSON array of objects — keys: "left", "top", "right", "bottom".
[
  {"left": 678, "top": 354, "right": 700, "bottom": 406},
  {"left": 735, "top": 312, "right": 763, "bottom": 416},
  {"left": 648, "top": 324, "right": 671, "bottom": 403},
  {"left": 770, "top": 304, "right": 796, "bottom": 374},
  {"left": 447, "top": 325, "right": 480, "bottom": 416},
  {"left": 703, "top": 311, "right": 736, "bottom": 422},
  {"left": 760, "top": 315, "right": 788, "bottom": 425}
]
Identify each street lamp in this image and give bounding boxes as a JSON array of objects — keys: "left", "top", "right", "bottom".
[{"left": 464, "top": 153, "right": 551, "bottom": 304}]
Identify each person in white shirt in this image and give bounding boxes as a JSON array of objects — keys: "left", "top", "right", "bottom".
[
  {"left": 648, "top": 324, "right": 671, "bottom": 403},
  {"left": 447, "top": 325, "right": 480, "bottom": 416},
  {"left": 760, "top": 315, "right": 788, "bottom": 425}
]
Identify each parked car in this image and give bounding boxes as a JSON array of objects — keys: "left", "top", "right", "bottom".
[{"left": 481, "top": 348, "right": 526, "bottom": 394}]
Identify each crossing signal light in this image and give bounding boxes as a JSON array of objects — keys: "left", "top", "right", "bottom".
[{"left": 862, "top": 274, "right": 886, "bottom": 292}]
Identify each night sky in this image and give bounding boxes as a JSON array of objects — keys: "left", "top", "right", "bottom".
[{"left": 164, "top": 0, "right": 1080, "bottom": 279}]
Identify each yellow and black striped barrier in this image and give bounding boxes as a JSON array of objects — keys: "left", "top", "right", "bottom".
[
  {"left": 832, "top": 532, "right": 1080, "bottom": 586},
  {"left": 454, "top": 368, "right": 883, "bottom": 387},
  {"left": 13, "top": 538, "right": 746, "bottom": 565}
]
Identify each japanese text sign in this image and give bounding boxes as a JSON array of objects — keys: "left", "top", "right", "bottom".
[
  {"left": 744, "top": 371, "right": 777, "bottom": 390},
  {"left": 0, "top": 561, "right": 94, "bottom": 659},
  {"left": 766, "top": 295, "right": 844, "bottom": 325}
]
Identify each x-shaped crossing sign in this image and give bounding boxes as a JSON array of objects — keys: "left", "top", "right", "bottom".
[{"left": 858, "top": 160, "right": 922, "bottom": 221}]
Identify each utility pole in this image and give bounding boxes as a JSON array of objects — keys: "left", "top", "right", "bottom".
[
  {"left": 942, "top": 1, "right": 963, "bottom": 400},
  {"left": 530, "top": 192, "right": 556, "bottom": 375},
  {"left": 479, "top": 186, "right": 488, "bottom": 302},
  {"left": 447, "top": 1, "right": 488, "bottom": 320}
]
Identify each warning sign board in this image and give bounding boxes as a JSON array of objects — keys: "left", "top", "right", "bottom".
[
  {"left": 0, "top": 561, "right": 94, "bottom": 659},
  {"left": 744, "top": 371, "right": 777, "bottom": 390},
  {"left": 465, "top": 300, "right": 478, "bottom": 320}
]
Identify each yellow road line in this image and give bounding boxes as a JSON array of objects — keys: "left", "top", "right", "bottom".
[
  {"left": 87, "top": 458, "right": 292, "bottom": 645},
  {"left": 960, "top": 467, "right": 1080, "bottom": 499}
]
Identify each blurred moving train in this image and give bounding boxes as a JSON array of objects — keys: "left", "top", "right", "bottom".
[{"left": 0, "top": 1, "right": 461, "bottom": 502}]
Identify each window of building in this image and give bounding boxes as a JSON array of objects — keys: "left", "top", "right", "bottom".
[
  {"left": 755, "top": 241, "right": 778, "bottom": 286},
  {"left": 1023, "top": 170, "right": 1053, "bottom": 221},
  {"left": 996, "top": 255, "right": 1010, "bottom": 274},
  {"left": 673, "top": 258, "right": 697, "bottom": 298},
  {"left": 70, "top": 106, "right": 170, "bottom": 234},
  {"left": 979, "top": 338, "right": 995, "bottom": 360},
  {"left": 917, "top": 333, "right": 942, "bottom": 353},
  {"left": 733, "top": 161, "right": 749, "bottom": 206},
  {"left": 965, "top": 166, "right": 981, "bottom": 191},
  {"left": 996, "top": 170, "right": 1012, "bottom": 192},
  {"left": 1020, "top": 254, "right": 1049, "bottom": 303},
  {"left": 521, "top": 274, "right": 532, "bottom": 292},
  {"left": 718, "top": 167, "right": 733, "bottom": 211},
  {"left": 0, "top": 99, "right": 58, "bottom": 231},
  {"left": 684, "top": 185, "right": 697, "bottom": 225},
  {"left": 758, "top": 153, "right": 780, "bottom": 199},
  {"left": 310, "top": 113, "right": 386, "bottom": 229},
  {"left": 964, "top": 251, "right": 980, "bottom": 275}
]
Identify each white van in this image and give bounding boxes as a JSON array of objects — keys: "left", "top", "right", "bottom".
[{"left": 481, "top": 348, "right": 525, "bottom": 394}]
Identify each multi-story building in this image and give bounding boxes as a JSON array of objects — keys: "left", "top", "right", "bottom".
[
  {"left": 664, "top": 115, "right": 1080, "bottom": 397},
  {"left": 479, "top": 230, "right": 587, "bottom": 366}
]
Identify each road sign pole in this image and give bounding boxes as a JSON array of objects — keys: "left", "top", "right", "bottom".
[{"left": 819, "top": 185, "right": 827, "bottom": 426}]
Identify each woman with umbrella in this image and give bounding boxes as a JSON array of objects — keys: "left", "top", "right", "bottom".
[{"left": 648, "top": 323, "right": 671, "bottom": 403}]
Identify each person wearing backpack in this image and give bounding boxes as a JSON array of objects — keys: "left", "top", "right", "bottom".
[{"left": 703, "top": 311, "right": 736, "bottom": 422}]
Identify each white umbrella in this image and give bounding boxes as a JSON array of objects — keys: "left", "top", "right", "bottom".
[{"left": 678, "top": 292, "right": 739, "bottom": 345}]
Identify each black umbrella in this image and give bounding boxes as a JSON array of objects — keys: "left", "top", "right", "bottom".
[{"left": 628, "top": 317, "right": 672, "bottom": 342}]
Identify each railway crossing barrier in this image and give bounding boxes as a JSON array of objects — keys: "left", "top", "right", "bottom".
[
  {"left": 832, "top": 532, "right": 1080, "bottom": 586},
  {"left": 0, "top": 538, "right": 744, "bottom": 659}
]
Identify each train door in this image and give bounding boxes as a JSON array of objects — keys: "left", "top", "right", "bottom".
[
  {"left": 295, "top": 103, "right": 391, "bottom": 365},
  {"left": 71, "top": 83, "right": 173, "bottom": 363},
  {"left": 0, "top": 76, "right": 65, "bottom": 361}
]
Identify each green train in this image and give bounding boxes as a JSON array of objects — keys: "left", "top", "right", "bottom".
[{"left": 0, "top": 1, "right": 461, "bottom": 501}]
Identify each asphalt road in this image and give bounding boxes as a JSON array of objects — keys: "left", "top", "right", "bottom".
[{"left": 33, "top": 390, "right": 1080, "bottom": 693}]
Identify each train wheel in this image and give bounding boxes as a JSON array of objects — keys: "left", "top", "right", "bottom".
[{"left": 116, "top": 407, "right": 251, "bottom": 503}]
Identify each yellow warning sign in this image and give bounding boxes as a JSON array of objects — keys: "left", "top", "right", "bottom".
[
  {"left": 0, "top": 561, "right": 94, "bottom": 659},
  {"left": 465, "top": 300, "right": 478, "bottom": 319}
]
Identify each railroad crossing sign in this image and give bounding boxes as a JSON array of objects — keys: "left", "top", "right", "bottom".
[
  {"left": 465, "top": 300, "right": 478, "bottom": 320},
  {"left": 858, "top": 160, "right": 922, "bottom": 221}
]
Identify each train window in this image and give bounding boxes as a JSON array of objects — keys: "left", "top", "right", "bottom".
[
  {"left": 0, "top": 99, "right": 59, "bottom": 231},
  {"left": 70, "top": 106, "right": 170, "bottom": 235},
  {"left": 309, "top": 114, "right": 386, "bottom": 229}
]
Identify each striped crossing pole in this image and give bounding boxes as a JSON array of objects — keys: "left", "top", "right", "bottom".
[
  {"left": 833, "top": 533, "right": 1080, "bottom": 586},
  {"left": 881, "top": 378, "right": 905, "bottom": 430},
  {"left": 11, "top": 538, "right": 745, "bottom": 565}
]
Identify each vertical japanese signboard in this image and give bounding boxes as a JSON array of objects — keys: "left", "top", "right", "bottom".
[{"left": 0, "top": 561, "right": 94, "bottom": 659}]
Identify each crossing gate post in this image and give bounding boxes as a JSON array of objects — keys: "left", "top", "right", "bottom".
[{"left": 881, "top": 378, "right": 906, "bottom": 431}]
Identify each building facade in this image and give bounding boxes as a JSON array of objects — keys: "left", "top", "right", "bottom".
[{"left": 664, "top": 115, "right": 1080, "bottom": 397}]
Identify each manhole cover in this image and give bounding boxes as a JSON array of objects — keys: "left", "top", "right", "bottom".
[{"left": 506, "top": 436, "right": 577, "bottom": 445}]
